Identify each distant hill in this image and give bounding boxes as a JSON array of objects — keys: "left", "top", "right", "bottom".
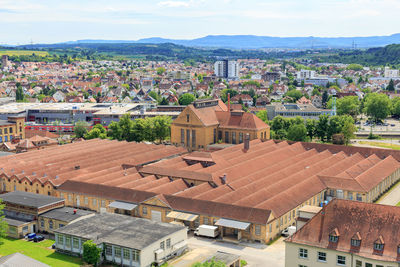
[
  {"left": 60, "top": 34, "right": 400, "bottom": 49},
  {"left": 319, "top": 44, "right": 400, "bottom": 65}
]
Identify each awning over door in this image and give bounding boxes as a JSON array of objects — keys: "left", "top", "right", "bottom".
[
  {"left": 108, "top": 201, "right": 137, "bottom": 211},
  {"left": 215, "top": 218, "right": 250, "bottom": 230},
  {"left": 167, "top": 211, "right": 199, "bottom": 222}
]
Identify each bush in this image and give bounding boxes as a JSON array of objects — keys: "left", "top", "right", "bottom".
[
  {"left": 332, "top": 133, "right": 345, "bottom": 145},
  {"left": 240, "top": 259, "right": 248, "bottom": 266},
  {"left": 368, "top": 132, "right": 381, "bottom": 140}
]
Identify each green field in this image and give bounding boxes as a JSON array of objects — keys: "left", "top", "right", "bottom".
[
  {"left": 0, "top": 237, "right": 83, "bottom": 267},
  {"left": 0, "top": 50, "right": 49, "bottom": 56},
  {"left": 358, "top": 141, "right": 400, "bottom": 150}
]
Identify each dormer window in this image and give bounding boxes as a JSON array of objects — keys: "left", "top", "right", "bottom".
[
  {"left": 351, "top": 232, "right": 361, "bottom": 247},
  {"left": 374, "top": 235, "right": 385, "bottom": 251},
  {"left": 329, "top": 228, "right": 340, "bottom": 243}
]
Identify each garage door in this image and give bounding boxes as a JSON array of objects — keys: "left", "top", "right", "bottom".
[{"left": 151, "top": 211, "right": 162, "bottom": 222}]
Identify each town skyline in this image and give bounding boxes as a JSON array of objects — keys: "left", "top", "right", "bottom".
[{"left": 1, "top": 0, "right": 400, "bottom": 44}]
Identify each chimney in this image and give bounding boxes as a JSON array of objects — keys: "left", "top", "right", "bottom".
[
  {"left": 227, "top": 93, "right": 231, "bottom": 112},
  {"left": 244, "top": 133, "right": 250, "bottom": 151},
  {"left": 220, "top": 174, "right": 227, "bottom": 184}
]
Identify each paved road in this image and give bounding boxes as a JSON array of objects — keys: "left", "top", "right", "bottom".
[
  {"left": 377, "top": 182, "right": 400, "bottom": 206},
  {"left": 169, "top": 235, "right": 286, "bottom": 267}
]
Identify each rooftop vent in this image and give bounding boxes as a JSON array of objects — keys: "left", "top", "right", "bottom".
[
  {"left": 74, "top": 165, "right": 80, "bottom": 170},
  {"left": 220, "top": 174, "right": 227, "bottom": 185},
  {"left": 32, "top": 171, "right": 36, "bottom": 176},
  {"left": 244, "top": 133, "right": 250, "bottom": 151},
  {"left": 55, "top": 175, "right": 59, "bottom": 179}
]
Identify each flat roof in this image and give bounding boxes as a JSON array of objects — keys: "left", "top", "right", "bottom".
[
  {"left": 299, "top": 205, "right": 322, "bottom": 214},
  {"left": 54, "top": 213, "right": 185, "bottom": 250},
  {"left": 39, "top": 207, "right": 95, "bottom": 222},
  {"left": 1, "top": 191, "right": 64, "bottom": 209},
  {"left": 4, "top": 217, "right": 32, "bottom": 227}
]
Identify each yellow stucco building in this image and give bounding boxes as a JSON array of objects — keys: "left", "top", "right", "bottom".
[
  {"left": 0, "top": 116, "right": 25, "bottom": 143},
  {"left": 171, "top": 99, "right": 270, "bottom": 151}
]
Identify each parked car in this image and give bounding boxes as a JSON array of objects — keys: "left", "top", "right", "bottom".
[
  {"left": 25, "top": 233, "right": 36, "bottom": 241},
  {"left": 281, "top": 226, "right": 297, "bottom": 237},
  {"left": 33, "top": 235, "right": 44, "bottom": 242},
  {"left": 391, "top": 124, "right": 395, "bottom": 127}
]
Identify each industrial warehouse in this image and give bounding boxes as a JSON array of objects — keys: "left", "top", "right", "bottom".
[{"left": 0, "top": 138, "right": 400, "bottom": 243}]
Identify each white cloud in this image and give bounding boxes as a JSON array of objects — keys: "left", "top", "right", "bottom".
[{"left": 158, "top": 1, "right": 190, "bottom": 7}]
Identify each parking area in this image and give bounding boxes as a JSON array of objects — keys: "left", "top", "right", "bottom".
[{"left": 169, "top": 235, "right": 286, "bottom": 267}]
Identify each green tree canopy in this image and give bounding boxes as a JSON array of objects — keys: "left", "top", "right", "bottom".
[
  {"left": 256, "top": 110, "right": 268, "bottom": 123},
  {"left": 156, "top": 67, "right": 166, "bottom": 75},
  {"left": 363, "top": 93, "right": 391, "bottom": 122},
  {"left": 285, "top": 89, "right": 303, "bottom": 102},
  {"left": 84, "top": 124, "right": 107, "bottom": 139},
  {"left": 387, "top": 79, "right": 395, "bottom": 91},
  {"left": 178, "top": 93, "right": 196, "bottom": 105},
  {"left": 82, "top": 240, "right": 101, "bottom": 266},
  {"left": 287, "top": 123, "right": 307, "bottom": 142},
  {"left": 74, "top": 121, "right": 88, "bottom": 138},
  {"left": 0, "top": 199, "right": 8, "bottom": 239},
  {"left": 346, "top": 64, "right": 363, "bottom": 71}
]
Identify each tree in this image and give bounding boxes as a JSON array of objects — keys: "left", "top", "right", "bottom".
[
  {"left": 271, "top": 116, "right": 286, "bottom": 132},
  {"left": 327, "top": 115, "right": 342, "bottom": 141},
  {"left": 108, "top": 121, "right": 123, "bottom": 140},
  {"left": 392, "top": 97, "right": 400, "bottom": 117},
  {"left": 341, "top": 120, "right": 357, "bottom": 145},
  {"left": 346, "top": 64, "right": 363, "bottom": 71},
  {"left": 178, "top": 93, "right": 196, "bottom": 105},
  {"left": 152, "top": 116, "right": 172, "bottom": 143},
  {"left": 156, "top": 67, "right": 166, "bottom": 75},
  {"left": 192, "top": 259, "right": 226, "bottom": 267},
  {"left": 74, "top": 121, "right": 88, "bottom": 138},
  {"left": 256, "top": 110, "right": 268, "bottom": 123},
  {"left": 322, "top": 90, "right": 329, "bottom": 108},
  {"left": 220, "top": 89, "right": 239, "bottom": 102},
  {"left": 0, "top": 200, "right": 7, "bottom": 239},
  {"left": 82, "top": 240, "right": 101, "bottom": 266},
  {"left": 287, "top": 123, "right": 307, "bottom": 142},
  {"left": 387, "top": 79, "right": 395, "bottom": 91},
  {"left": 16, "top": 85, "right": 24, "bottom": 101},
  {"left": 84, "top": 124, "right": 107, "bottom": 139},
  {"left": 305, "top": 119, "right": 317, "bottom": 140},
  {"left": 148, "top": 91, "right": 160, "bottom": 102},
  {"left": 159, "top": 97, "right": 169, "bottom": 105},
  {"left": 316, "top": 114, "right": 329, "bottom": 142},
  {"left": 285, "top": 89, "right": 303, "bottom": 102},
  {"left": 363, "top": 93, "right": 391, "bottom": 122},
  {"left": 336, "top": 96, "right": 360, "bottom": 119}
]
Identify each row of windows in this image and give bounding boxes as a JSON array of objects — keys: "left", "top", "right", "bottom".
[
  {"left": 0, "top": 135, "right": 13, "bottom": 142},
  {"left": 329, "top": 234, "right": 385, "bottom": 251},
  {"left": 40, "top": 219, "right": 63, "bottom": 229},
  {"left": 299, "top": 249, "right": 390, "bottom": 267},
  {"left": 160, "top": 238, "right": 171, "bottom": 249},
  {"left": 0, "top": 127, "right": 13, "bottom": 135},
  {"left": 105, "top": 244, "right": 140, "bottom": 261},
  {"left": 299, "top": 248, "right": 345, "bottom": 266}
]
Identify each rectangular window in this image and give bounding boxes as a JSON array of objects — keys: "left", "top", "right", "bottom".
[
  {"left": 375, "top": 265, "right": 383, "bottom": 267},
  {"left": 255, "top": 225, "right": 261, "bottom": 236},
  {"left": 269, "top": 224, "right": 272, "bottom": 233},
  {"left": 180, "top": 129, "right": 184, "bottom": 144},
  {"left": 40, "top": 219, "right": 44, "bottom": 227},
  {"left": 356, "top": 193, "right": 362, "bottom": 201},
  {"left": 59, "top": 224, "right": 65, "bottom": 228},
  {"left": 9, "top": 127, "right": 12, "bottom": 133},
  {"left": 123, "top": 248, "right": 130, "bottom": 259},
  {"left": 239, "top": 132, "right": 243, "bottom": 143},
  {"left": 142, "top": 206, "right": 147, "bottom": 215},
  {"left": 225, "top": 131, "right": 229, "bottom": 143},
  {"left": 203, "top": 217, "right": 209, "bottom": 225},
  {"left": 365, "top": 263, "right": 372, "bottom": 267},
  {"left": 347, "top": 191, "right": 353, "bottom": 200},
  {"left": 186, "top": 129, "right": 190, "bottom": 145},
  {"left": 218, "top": 131, "right": 222, "bottom": 141},
  {"left": 160, "top": 241, "right": 165, "bottom": 249},
  {"left": 101, "top": 200, "right": 106, "bottom": 207},
  {"left": 166, "top": 238, "right": 171, "bottom": 248},
  {"left": 317, "top": 252, "right": 326, "bottom": 262},
  {"left": 22, "top": 226, "right": 28, "bottom": 232},
  {"left": 105, "top": 245, "right": 112, "bottom": 255},
  {"left": 337, "top": 255, "right": 346, "bottom": 266},
  {"left": 73, "top": 237, "right": 79, "bottom": 249},
  {"left": 186, "top": 114, "right": 190, "bottom": 122},
  {"left": 192, "top": 130, "right": 196, "bottom": 147},
  {"left": 114, "top": 246, "right": 121, "bottom": 257},
  {"left": 299, "top": 248, "right": 308, "bottom": 259},
  {"left": 92, "top": 198, "right": 97, "bottom": 207},
  {"left": 213, "top": 128, "right": 216, "bottom": 143},
  {"left": 299, "top": 265, "right": 307, "bottom": 267},
  {"left": 68, "top": 194, "right": 72, "bottom": 202},
  {"left": 65, "top": 236, "right": 71, "bottom": 248},
  {"left": 355, "top": 260, "right": 362, "bottom": 267},
  {"left": 58, "top": 234, "right": 63, "bottom": 244},
  {"left": 132, "top": 250, "right": 139, "bottom": 262},
  {"left": 84, "top": 197, "right": 88, "bottom": 205},
  {"left": 232, "top": 132, "right": 236, "bottom": 144},
  {"left": 4, "top": 128, "right": 7, "bottom": 134}
]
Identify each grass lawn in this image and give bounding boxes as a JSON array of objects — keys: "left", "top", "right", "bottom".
[
  {"left": 0, "top": 237, "right": 83, "bottom": 267},
  {"left": 397, "top": 201, "right": 400, "bottom": 206},
  {"left": 0, "top": 50, "right": 49, "bottom": 56},
  {"left": 358, "top": 141, "right": 400, "bottom": 150}
]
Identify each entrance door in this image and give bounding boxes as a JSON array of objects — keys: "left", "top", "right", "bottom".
[
  {"left": 151, "top": 211, "right": 162, "bottom": 222},
  {"left": 76, "top": 196, "right": 80, "bottom": 207}
]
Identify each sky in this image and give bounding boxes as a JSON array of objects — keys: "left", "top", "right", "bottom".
[{"left": 1, "top": 0, "right": 400, "bottom": 45}]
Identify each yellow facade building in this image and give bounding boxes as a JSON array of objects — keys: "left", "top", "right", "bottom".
[
  {"left": 170, "top": 99, "right": 270, "bottom": 151},
  {"left": 0, "top": 116, "right": 25, "bottom": 143}
]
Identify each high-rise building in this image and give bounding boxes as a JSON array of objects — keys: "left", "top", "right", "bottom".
[
  {"left": 384, "top": 66, "right": 399, "bottom": 78},
  {"left": 214, "top": 60, "right": 239, "bottom": 79}
]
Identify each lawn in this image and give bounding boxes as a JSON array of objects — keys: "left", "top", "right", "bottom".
[
  {"left": 358, "top": 141, "right": 400, "bottom": 150},
  {"left": 0, "top": 237, "right": 83, "bottom": 267},
  {"left": 0, "top": 50, "right": 49, "bottom": 56},
  {"left": 397, "top": 201, "right": 400, "bottom": 206}
]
